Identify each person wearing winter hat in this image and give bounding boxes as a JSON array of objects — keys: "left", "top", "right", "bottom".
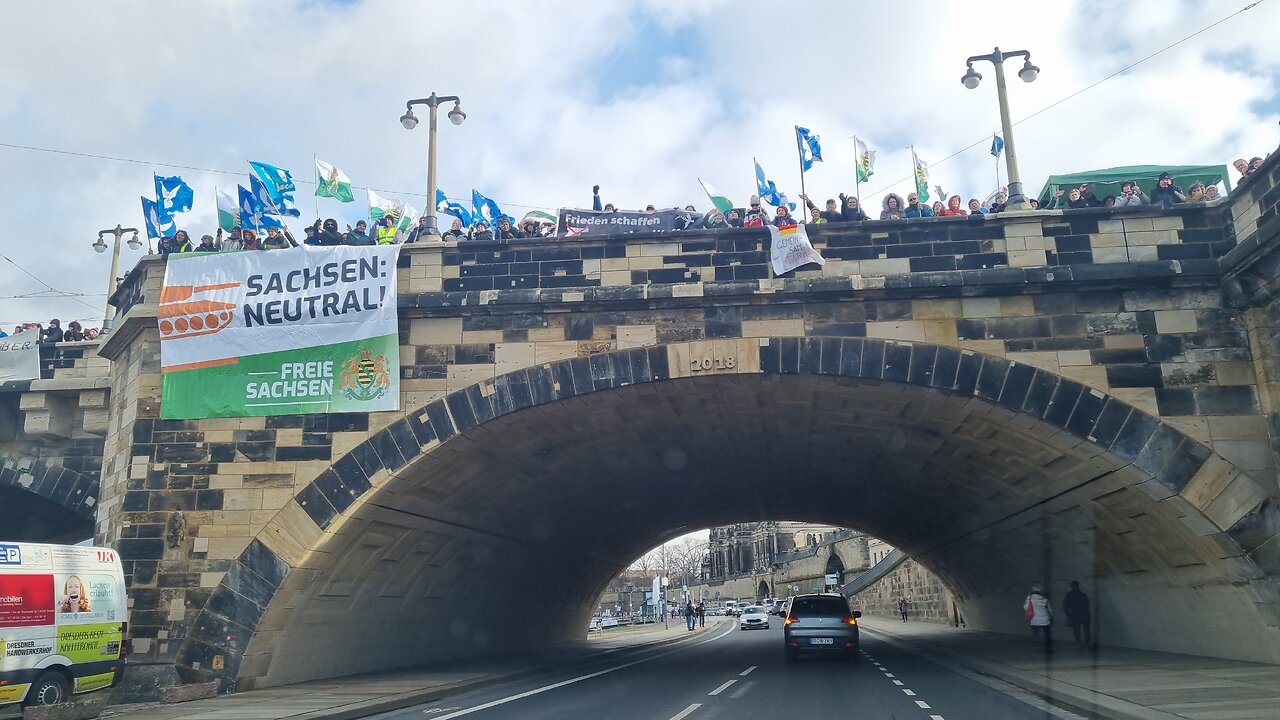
[
  {"left": 744, "top": 195, "right": 769, "bottom": 227},
  {"left": 1151, "top": 172, "right": 1186, "bottom": 209}
]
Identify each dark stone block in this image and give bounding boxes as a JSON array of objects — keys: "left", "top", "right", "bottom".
[
  {"left": 117, "top": 538, "right": 164, "bottom": 562},
  {"left": 196, "top": 489, "right": 223, "bottom": 511},
  {"left": 705, "top": 306, "right": 742, "bottom": 338},
  {"left": 1145, "top": 335, "right": 1185, "bottom": 362},
  {"left": 568, "top": 356, "right": 595, "bottom": 395},
  {"left": 446, "top": 392, "right": 478, "bottom": 433},
  {"left": 882, "top": 342, "right": 911, "bottom": 383},
  {"left": 952, "top": 351, "right": 982, "bottom": 395},
  {"left": 956, "top": 253, "right": 1009, "bottom": 270},
  {"left": 997, "top": 362, "right": 1036, "bottom": 411},
  {"left": 155, "top": 444, "right": 209, "bottom": 463},
  {"left": 423, "top": 400, "right": 456, "bottom": 444},
  {"left": 931, "top": 346, "right": 961, "bottom": 389},
  {"left": 234, "top": 442, "right": 276, "bottom": 463},
  {"left": 760, "top": 340, "right": 780, "bottom": 374},
  {"left": 1156, "top": 439, "right": 1212, "bottom": 493},
  {"left": 564, "top": 314, "right": 594, "bottom": 341},
  {"left": 465, "top": 383, "right": 497, "bottom": 424},
  {"left": 955, "top": 319, "right": 987, "bottom": 341},
  {"left": 313, "top": 469, "right": 355, "bottom": 514},
  {"left": 986, "top": 317, "right": 1053, "bottom": 339},
  {"left": 370, "top": 430, "right": 408, "bottom": 471},
  {"left": 444, "top": 277, "right": 494, "bottom": 291},
  {"left": 1195, "top": 386, "right": 1260, "bottom": 415},
  {"left": 907, "top": 344, "right": 938, "bottom": 386},
  {"left": 860, "top": 340, "right": 886, "bottom": 379},
  {"left": 1092, "top": 348, "right": 1149, "bottom": 364},
  {"left": 1089, "top": 399, "right": 1132, "bottom": 447},
  {"left": 627, "top": 348, "right": 652, "bottom": 383},
  {"left": 800, "top": 338, "right": 823, "bottom": 375},
  {"left": 1043, "top": 380, "right": 1085, "bottom": 428},
  {"left": 589, "top": 353, "right": 617, "bottom": 390},
  {"left": 1065, "top": 387, "right": 1107, "bottom": 438},
  {"left": 296, "top": 483, "right": 336, "bottom": 529},
  {"left": 348, "top": 440, "right": 384, "bottom": 478},
  {"left": 1157, "top": 244, "right": 1212, "bottom": 260},
  {"left": 1107, "top": 364, "right": 1165, "bottom": 388},
  {"left": 552, "top": 360, "right": 577, "bottom": 399},
  {"left": 647, "top": 345, "right": 670, "bottom": 380},
  {"left": 150, "top": 491, "right": 198, "bottom": 511},
  {"left": 886, "top": 243, "right": 934, "bottom": 259},
  {"left": 132, "top": 419, "right": 154, "bottom": 444},
  {"left": 975, "top": 357, "right": 1010, "bottom": 401},
  {"left": 1155, "top": 387, "right": 1197, "bottom": 416},
  {"left": 778, "top": 338, "right": 801, "bottom": 374},
  {"left": 204, "top": 586, "right": 263, "bottom": 629},
  {"left": 1050, "top": 315, "right": 1087, "bottom": 337},
  {"left": 1054, "top": 234, "right": 1093, "bottom": 252},
  {"left": 386, "top": 419, "right": 422, "bottom": 463},
  {"left": 1107, "top": 410, "right": 1157, "bottom": 461},
  {"left": 530, "top": 247, "right": 582, "bottom": 261},
  {"left": 839, "top": 338, "right": 864, "bottom": 377},
  {"left": 733, "top": 265, "right": 770, "bottom": 280},
  {"left": 868, "top": 300, "right": 913, "bottom": 322},
  {"left": 809, "top": 322, "right": 866, "bottom": 337},
  {"left": 1134, "top": 423, "right": 1187, "bottom": 477},
  {"left": 276, "top": 446, "right": 331, "bottom": 462},
  {"left": 819, "top": 338, "right": 842, "bottom": 375}
]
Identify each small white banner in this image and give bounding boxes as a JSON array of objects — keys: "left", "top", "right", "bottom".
[
  {"left": 0, "top": 337, "right": 41, "bottom": 382},
  {"left": 767, "top": 223, "right": 825, "bottom": 275}
]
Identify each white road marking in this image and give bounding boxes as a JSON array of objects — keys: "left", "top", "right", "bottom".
[
  {"left": 428, "top": 625, "right": 734, "bottom": 719},
  {"left": 708, "top": 679, "right": 737, "bottom": 696},
  {"left": 916, "top": 700, "right": 932, "bottom": 709},
  {"left": 892, "top": 680, "right": 904, "bottom": 686},
  {"left": 729, "top": 681, "right": 753, "bottom": 699},
  {"left": 930, "top": 716, "right": 945, "bottom": 720},
  {"left": 903, "top": 689, "right": 916, "bottom": 696},
  {"left": 669, "top": 703, "right": 701, "bottom": 720},
  {"left": 884, "top": 672, "right": 895, "bottom": 677},
  {"left": 738, "top": 665, "right": 757, "bottom": 676}
]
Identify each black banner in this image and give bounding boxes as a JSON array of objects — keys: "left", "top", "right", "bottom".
[{"left": 556, "top": 208, "right": 703, "bottom": 237}]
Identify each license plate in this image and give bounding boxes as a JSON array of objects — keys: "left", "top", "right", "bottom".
[{"left": 810, "top": 637, "right": 834, "bottom": 645}]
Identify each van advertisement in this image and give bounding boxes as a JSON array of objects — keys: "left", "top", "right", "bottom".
[{"left": 0, "top": 574, "right": 55, "bottom": 627}]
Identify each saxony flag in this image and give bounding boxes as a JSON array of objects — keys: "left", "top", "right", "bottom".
[
  {"left": 315, "top": 158, "right": 354, "bottom": 202},
  {"left": 698, "top": 178, "right": 734, "bottom": 215}
]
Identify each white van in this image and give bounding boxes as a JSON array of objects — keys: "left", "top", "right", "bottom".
[{"left": 0, "top": 542, "right": 128, "bottom": 708}]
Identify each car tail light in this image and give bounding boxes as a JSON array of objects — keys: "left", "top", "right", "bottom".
[
  {"left": 787, "top": 640, "right": 798, "bottom": 647},
  {"left": 785, "top": 614, "right": 798, "bottom": 625},
  {"left": 842, "top": 615, "right": 858, "bottom": 626}
]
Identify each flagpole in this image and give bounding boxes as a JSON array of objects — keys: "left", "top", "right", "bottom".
[
  {"left": 313, "top": 154, "right": 320, "bottom": 218},
  {"left": 852, "top": 135, "right": 862, "bottom": 205},
  {"left": 795, "top": 126, "right": 807, "bottom": 210}
]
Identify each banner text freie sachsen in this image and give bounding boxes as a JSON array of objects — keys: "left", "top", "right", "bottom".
[{"left": 242, "top": 257, "right": 388, "bottom": 327}]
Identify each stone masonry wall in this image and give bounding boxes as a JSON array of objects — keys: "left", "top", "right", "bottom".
[{"left": 850, "top": 557, "right": 959, "bottom": 625}]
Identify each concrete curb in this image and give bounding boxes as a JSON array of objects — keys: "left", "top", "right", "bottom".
[{"left": 862, "top": 627, "right": 1185, "bottom": 720}]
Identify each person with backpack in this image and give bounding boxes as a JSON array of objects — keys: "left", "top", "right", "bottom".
[
  {"left": 1063, "top": 580, "right": 1091, "bottom": 651},
  {"left": 684, "top": 601, "right": 696, "bottom": 631}
]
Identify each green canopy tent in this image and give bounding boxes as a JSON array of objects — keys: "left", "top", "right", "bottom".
[{"left": 1035, "top": 164, "right": 1231, "bottom": 205}]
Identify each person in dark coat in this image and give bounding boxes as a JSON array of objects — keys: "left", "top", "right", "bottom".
[
  {"left": 801, "top": 194, "right": 843, "bottom": 223},
  {"left": 41, "top": 319, "right": 64, "bottom": 344},
  {"left": 1151, "top": 172, "right": 1187, "bottom": 209},
  {"left": 839, "top": 194, "right": 869, "bottom": 221},
  {"left": 441, "top": 217, "right": 467, "bottom": 241},
  {"left": 344, "top": 221, "right": 374, "bottom": 246},
  {"left": 725, "top": 209, "right": 744, "bottom": 227},
  {"left": 309, "top": 218, "right": 347, "bottom": 246},
  {"left": 494, "top": 217, "right": 523, "bottom": 240},
  {"left": 469, "top": 221, "right": 493, "bottom": 242},
  {"left": 1063, "top": 580, "right": 1091, "bottom": 651}
]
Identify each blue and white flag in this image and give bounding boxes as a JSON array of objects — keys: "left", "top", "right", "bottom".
[
  {"left": 753, "top": 160, "right": 796, "bottom": 210},
  {"left": 796, "top": 126, "right": 823, "bottom": 172},
  {"left": 472, "top": 189, "right": 507, "bottom": 225},
  {"left": 436, "top": 189, "right": 474, "bottom": 227},
  {"left": 141, "top": 196, "right": 177, "bottom": 239},
  {"left": 154, "top": 174, "right": 194, "bottom": 214},
  {"left": 238, "top": 184, "right": 282, "bottom": 232},
  {"left": 248, "top": 160, "right": 300, "bottom": 216},
  {"left": 990, "top": 134, "right": 1004, "bottom": 158}
]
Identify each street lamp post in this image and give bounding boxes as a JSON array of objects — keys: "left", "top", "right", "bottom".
[
  {"left": 93, "top": 225, "right": 142, "bottom": 334},
  {"left": 399, "top": 92, "right": 466, "bottom": 242},
  {"left": 961, "top": 47, "right": 1040, "bottom": 211}
]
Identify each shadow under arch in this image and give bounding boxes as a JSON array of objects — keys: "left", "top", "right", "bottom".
[{"left": 177, "top": 338, "right": 1280, "bottom": 689}]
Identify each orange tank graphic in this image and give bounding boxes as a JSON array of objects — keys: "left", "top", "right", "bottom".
[{"left": 158, "top": 282, "right": 240, "bottom": 341}]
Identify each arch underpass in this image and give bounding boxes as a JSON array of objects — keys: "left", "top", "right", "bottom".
[{"left": 181, "top": 341, "right": 1280, "bottom": 690}]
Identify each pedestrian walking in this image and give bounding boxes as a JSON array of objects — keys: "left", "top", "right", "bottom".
[
  {"left": 1063, "top": 580, "right": 1092, "bottom": 651},
  {"left": 1024, "top": 583, "right": 1053, "bottom": 652},
  {"left": 697, "top": 602, "right": 706, "bottom": 628},
  {"left": 898, "top": 596, "right": 909, "bottom": 622},
  {"left": 685, "top": 601, "right": 696, "bottom": 631}
]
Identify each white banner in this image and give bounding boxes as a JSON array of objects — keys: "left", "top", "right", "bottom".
[
  {"left": 0, "top": 337, "right": 41, "bottom": 382},
  {"left": 767, "top": 223, "right": 826, "bottom": 276}
]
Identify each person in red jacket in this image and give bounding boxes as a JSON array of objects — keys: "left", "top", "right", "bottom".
[{"left": 941, "top": 195, "right": 967, "bottom": 216}]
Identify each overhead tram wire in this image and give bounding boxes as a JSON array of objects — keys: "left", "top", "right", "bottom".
[
  {"left": 0, "top": 251, "right": 106, "bottom": 316},
  {"left": 0, "top": 141, "right": 551, "bottom": 211},
  {"left": 861, "top": 0, "right": 1268, "bottom": 198}
]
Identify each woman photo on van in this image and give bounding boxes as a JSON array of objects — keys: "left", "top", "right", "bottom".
[{"left": 59, "top": 575, "right": 91, "bottom": 613}]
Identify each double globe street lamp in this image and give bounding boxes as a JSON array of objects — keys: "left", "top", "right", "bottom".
[
  {"left": 93, "top": 224, "right": 142, "bottom": 333},
  {"left": 961, "top": 47, "right": 1040, "bottom": 211},
  {"left": 400, "top": 93, "right": 466, "bottom": 242}
]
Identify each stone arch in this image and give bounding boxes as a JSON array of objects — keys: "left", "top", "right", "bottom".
[
  {"left": 178, "top": 339, "right": 1279, "bottom": 689},
  {"left": 0, "top": 451, "right": 98, "bottom": 541},
  {"left": 824, "top": 549, "right": 847, "bottom": 587},
  {"left": 757, "top": 580, "right": 770, "bottom": 600}
]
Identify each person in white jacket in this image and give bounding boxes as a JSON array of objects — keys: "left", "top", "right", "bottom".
[
  {"left": 1024, "top": 583, "right": 1053, "bottom": 652},
  {"left": 1113, "top": 180, "right": 1150, "bottom": 208}
]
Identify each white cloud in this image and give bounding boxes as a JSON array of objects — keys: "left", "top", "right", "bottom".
[{"left": 1, "top": 0, "right": 1277, "bottom": 328}]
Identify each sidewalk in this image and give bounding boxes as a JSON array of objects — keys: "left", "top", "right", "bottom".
[
  {"left": 94, "top": 619, "right": 724, "bottom": 720},
  {"left": 860, "top": 617, "right": 1280, "bottom": 720}
]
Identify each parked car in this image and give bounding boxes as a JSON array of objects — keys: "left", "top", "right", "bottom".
[
  {"left": 739, "top": 605, "right": 770, "bottom": 630},
  {"left": 783, "top": 594, "right": 860, "bottom": 662}
]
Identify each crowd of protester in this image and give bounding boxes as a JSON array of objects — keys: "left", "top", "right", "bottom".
[{"left": 0, "top": 319, "right": 101, "bottom": 345}]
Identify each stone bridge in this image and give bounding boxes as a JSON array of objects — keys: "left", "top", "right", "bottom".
[{"left": 5, "top": 149, "right": 1280, "bottom": 693}]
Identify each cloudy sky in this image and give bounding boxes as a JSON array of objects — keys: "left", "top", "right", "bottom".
[{"left": 1, "top": 0, "right": 1277, "bottom": 330}]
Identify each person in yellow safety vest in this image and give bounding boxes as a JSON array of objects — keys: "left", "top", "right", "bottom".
[{"left": 375, "top": 216, "right": 398, "bottom": 244}]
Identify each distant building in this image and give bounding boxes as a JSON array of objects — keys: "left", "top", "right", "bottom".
[
  {"left": 701, "top": 522, "right": 850, "bottom": 580},
  {"left": 867, "top": 536, "right": 895, "bottom": 565}
]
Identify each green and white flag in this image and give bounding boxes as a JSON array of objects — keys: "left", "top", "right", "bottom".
[
  {"left": 216, "top": 186, "right": 238, "bottom": 232},
  {"left": 397, "top": 204, "right": 419, "bottom": 233},
  {"left": 158, "top": 245, "right": 401, "bottom": 419},
  {"left": 912, "top": 148, "right": 930, "bottom": 203},
  {"left": 367, "top": 188, "right": 395, "bottom": 223},
  {"left": 854, "top": 137, "right": 875, "bottom": 183},
  {"left": 698, "top": 178, "right": 734, "bottom": 215},
  {"left": 315, "top": 158, "right": 354, "bottom": 202}
]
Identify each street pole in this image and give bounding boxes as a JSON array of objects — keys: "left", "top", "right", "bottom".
[
  {"left": 93, "top": 225, "right": 141, "bottom": 334},
  {"left": 961, "top": 47, "right": 1040, "bottom": 211},
  {"left": 400, "top": 93, "right": 466, "bottom": 242}
]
